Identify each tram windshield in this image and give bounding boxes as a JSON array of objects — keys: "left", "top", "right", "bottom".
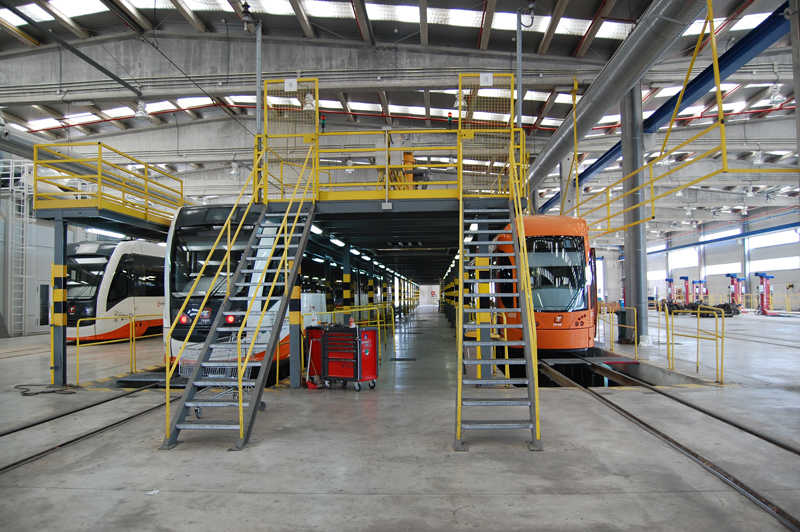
[
  {"left": 66, "top": 255, "right": 109, "bottom": 299},
  {"left": 170, "top": 226, "right": 248, "bottom": 298},
  {"left": 527, "top": 236, "right": 588, "bottom": 312}
]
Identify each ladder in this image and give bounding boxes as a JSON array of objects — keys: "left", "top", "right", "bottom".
[
  {"left": 163, "top": 182, "right": 315, "bottom": 449},
  {"left": 454, "top": 200, "right": 542, "bottom": 451},
  {"left": 2, "top": 161, "right": 29, "bottom": 337}
]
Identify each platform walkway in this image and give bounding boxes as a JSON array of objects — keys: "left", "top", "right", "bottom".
[{"left": 0, "top": 306, "right": 798, "bottom": 530}]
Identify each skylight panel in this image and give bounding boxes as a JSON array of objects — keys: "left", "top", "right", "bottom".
[
  {"left": 101, "top": 106, "right": 134, "bottom": 118},
  {"left": 227, "top": 95, "right": 256, "bottom": 104},
  {"left": 540, "top": 117, "right": 562, "bottom": 127},
  {"left": 683, "top": 18, "right": 725, "bottom": 36},
  {"left": 491, "top": 12, "right": 550, "bottom": 32},
  {"left": 555, "top": 17, "right": 591, "bottom": 37},
  {"left": 524, "top": 90, "right": 549, "bottom": 102},
  {"left": 319, "top": 99, "right": 343, "bottom": 109},
  {"left": 145, "top": 101, "right": 176, "bottom": 113},
  {"left": 266, "top": 95, "right": 301, "bottom": 107},
  {"left": 427, "top": 7, "right": 482, "bottom": 28},
  {"left": 52, "top": 0, "right": 109, "bottom": 16},
  {"left": 477, "top": 88, "right": 512, "bottom": 98},
  {"left": 28, "top": 117, "right": 61, "bottom": 130},
  {"left": 555, "top": 93, "right": 582, "bottom": 104},
  {"left": 64, "top": 113, "right": 99, "bottom": 125},
  {"left": 598, "top": 114, "right": 620, "bottom": 124},
  {"left": 596, "top": 20, "right": 633, "bottom": 40},
  {"left": 348, "top": 101, "right": 381, "bottom": 112},
  {"left": 472, "top": 111, "right": 509, "bottom": 122},
  {"left": 7, "top": 123, "right": 28, "bottom": 132},
  {"left": 366, "top": 3, "right": 419, "bottom": 23},
  {"left": 429, "top": 107, "right": 464, "bottom": 118},
  {"left": 749, "top": 99, "right": 772, "bottom": 108},
  {"left": 709, "top": 83, "right": 738, "bottom": 93},
  {"left": 16, "top": 3, "right": 53, "bottom": 22},
  {"left": 388, "top": 105, "right": 425, "bottom": 115},
  {"left": 656, "top": 86, "right": 683, "bottom": 98},
  {"left": 730, "top": 13, "right": 770, "bottom": 32},
  {"left": 678, "top": 105, "right": 704, "bottom": 116},
  {"left": 0, "top": 9, "right": 26, "bottom": 26},
  {"left": 177, "top": 96, "right": 213, "bottom": 108},
  {"left": 184, "top": 0, "right": 234, "bottom": 10},
  {"left": 247, "top": 0, "right": 292, "bottom": 15},
  {"left": 302, "top": 0, "right": 354, "bottom": 19}
]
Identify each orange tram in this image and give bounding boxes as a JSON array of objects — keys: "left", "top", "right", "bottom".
[{"left": 492, "top": 215, "right": 597, "bottom": 373}]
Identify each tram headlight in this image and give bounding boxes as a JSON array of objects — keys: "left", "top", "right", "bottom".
[{"left": 83, "top": 306, "right": 94, "bottom": 316}]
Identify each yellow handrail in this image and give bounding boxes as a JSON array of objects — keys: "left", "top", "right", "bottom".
[
  {"left": 668, "top": 305, "right": 725, "bottom": 383},
  {"left": 164, "top": 150, "right": 265, "bottom": 439},
  {"left": 508, "top": 134, "right": 541, "bottom": 443},
  {"left": 235, "top": 145, "right": 315, "bottom": 438}
]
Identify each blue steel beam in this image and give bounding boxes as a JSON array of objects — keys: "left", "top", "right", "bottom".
[{"left": 539, "top": 2, "right": 790, "bottom": 214}]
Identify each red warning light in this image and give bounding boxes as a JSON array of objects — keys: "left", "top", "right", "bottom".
[
  {"left": 225, "top": 314, "right": 236, "bottom": 324},
  {"left": 179, "top": 314, "right": 190, "bottom": 325}
]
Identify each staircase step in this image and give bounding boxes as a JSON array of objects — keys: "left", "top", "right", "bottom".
[
  {"left": 210, "top": 342, "right": 269, "bottom": 348},
  {"left": 470, "top": 293, "right": 518, "bottom": 297},
  {"left": 463, "top": 378, "right": 527, "bottom": 385},
  {"left": 464, "top": 252, "right": 514, "bottom": 257},
  {"left": 463, "top": 209, "right": 510, "bottom": 213},
  {"left": 463, "top": 218, "right": 511, "bottom": 223},
  {"left": 201, "top": 361, "right": 262, "bottom": 368},
  {"left": 462, "top": 398, "right": 531, "bottom": 406},
  {"left": 193, "top": 379, "right": 257, "bottom": 387},
  {"left": 464, "top": 323, "right": 523, "bottom": 329},
  {"left": 463, "top": 240, "right": 506, "bottom": 246},
  {"left": 464, "top": 229, "right": 513, "bottom": 234},
  {"left": 215, "top": 326, "right": 270, "bottom": 332},
  {"left": 176, "top": 421, "right": 240, "bottom": 430},
  {"left": 252, "top": 244, "right": 298, "bottom": 250},
  {"left": 463, "top": 279, "right": 517, "bottom": 283},
  {"left": 463, "top": 359, "right": 526, "bottom": 365},
  {"left": 461, "top": 420, "right": 533, "bottom": 430},
  {"left": 465, "top": 265, "right": 515, "bottom": 270},
  {"left": 185, "top": 400, "right": 249, "bottom": 408},
  {"left": 229, "top": 296, "right": 283, "bottom": 301},
  {"left": 465, "top": 308, "right": 520, "bottom": 313},
  {"left": 464, "top": 340, "right": 522, "bottom": 347},
  {"left": 234, "top": 281, "right": 286, "bottom": 287},
  {"left": 246, "top": 256, "right": 295, "bottom": 261},
  {"left": 241, "top": 269, "right": 283, "bottom": 274}
]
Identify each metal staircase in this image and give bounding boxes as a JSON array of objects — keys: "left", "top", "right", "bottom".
[
  {"left": 454, "top": 150, "right": 542, "bottom": 451},
  {"left": 163, "top": 147, "right": 316, "bottom": 450}
]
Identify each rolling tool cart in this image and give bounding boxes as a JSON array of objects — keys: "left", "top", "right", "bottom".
[{"left": 321, "top": 326, "right": 378, "bottom": 391}]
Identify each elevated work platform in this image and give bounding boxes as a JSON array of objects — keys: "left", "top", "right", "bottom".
[{"left": 33, "top": 142, "right": 185, "bottom": 238}]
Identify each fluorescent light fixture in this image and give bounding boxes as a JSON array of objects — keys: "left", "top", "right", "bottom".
[
  {"left": 330, "top": 237, "right": 345, "bottom": 247},
  {"left": 362, "top": 256, "right": 372, "bottom": 262},
  {"left": 87, "top": 227, "right": 125, "bottom": 239},
  {"left": 330, "top": 262, "right": 337, "bottom": 267},
  {"left": 350, "top": 248, "right": 361, "bottom": 255},
  {"left": 27, "top": 118, "right": 61, "bottom": 130},
  {"left": 312, "top": 257, "right": 325, "bottom": 263},
  {"left": 177, "top": 96, "right": 213, "bottom": 108},
  {"left": 310, "top": 224, "right": 323, "bottom": 235}
]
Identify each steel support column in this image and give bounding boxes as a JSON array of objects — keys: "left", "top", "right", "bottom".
[
  {"left": 52, "top": 217, "right": 68, "bottom": 386},
  {"left": 621, "top": 82, "right": 649, "bottom": 342},
  {"left": 791, "top": 0, "right": 800, "bottom": 188},
  {"left": 289, "top": 282, "right": 302, "bottom": 388}
]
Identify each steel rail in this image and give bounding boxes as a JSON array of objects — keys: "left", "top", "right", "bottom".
[
  {"left": 577, "top": 353, "right": 800, "bottom": 457},
  {"left": 0, "top": 383, "right": 158, "bottom": 438},
  {"left": 0, "top": 393, "right": 179, "bottom": 476},
  {"left": 540, "top": 361, "right": 800, "bottom": 531}
]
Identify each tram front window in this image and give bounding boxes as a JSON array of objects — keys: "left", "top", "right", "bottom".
[
  {"left": 66, "top": 256, "right": 109, "bottom": 299},
  {"left": 527, "top": 236, "right": 588, "bottom": 312},
  {"left": 170, "top": 227, "right": 247, "bottom": 298}
]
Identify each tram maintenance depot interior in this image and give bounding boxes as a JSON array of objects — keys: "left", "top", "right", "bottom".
[{"left": 1, "top": 1, "right": 799, "bottom": 530}]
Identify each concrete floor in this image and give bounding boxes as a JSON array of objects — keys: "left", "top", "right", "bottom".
[{"left": 0, "top": 306, "right": 798, "bottom": 531}]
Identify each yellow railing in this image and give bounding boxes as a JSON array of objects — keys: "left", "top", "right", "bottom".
[
  {"left": 75, "top": 313, "right": 162, "bottom": 386},
  {"left": 235, "top": 146, "right": 315, "bottom": 438},
  {"left": 33, "top": 142, "right": 184, "bottom": 226},
  {"left": 668, "top": 305, "right": 725, "bottom": 383},
  {"left": 597, "top": 303, "right": 616, "bottom": 352},
  {"left": 508, "top": 132, "right": 542, "bottom": 443},
  {"left": 562, "top": 0, "right": 800, "bottom": 238},
  {"left": 164, "top": 149, "right": 267, "bottom": 439},
  {"left": 301, "top": 303, "right": 393, "bottom": 367}
]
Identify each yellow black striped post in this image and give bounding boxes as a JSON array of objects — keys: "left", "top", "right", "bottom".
[
  {"left": 289, "top": 283, "right": 302, "bottom": 388},
  {"left": 52, "top": 220, "right": 68, "bottom": 385}
]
